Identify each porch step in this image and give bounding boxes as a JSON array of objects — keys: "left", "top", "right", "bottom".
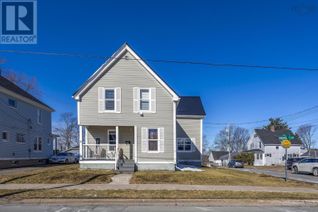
[{"left": 118, "top": 159, "right": 135, "bottom": 173}]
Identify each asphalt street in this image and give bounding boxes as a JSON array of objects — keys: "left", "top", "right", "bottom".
[{"left": 0, "top": 205, "right": 318, "bottom": 212}]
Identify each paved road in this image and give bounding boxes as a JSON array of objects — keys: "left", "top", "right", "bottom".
[
  {"left": 0, "top": 205, "right": 317, "bottom": 212},
  {"left": 241, "top": 168, "right": 318, "bottom": 184}
]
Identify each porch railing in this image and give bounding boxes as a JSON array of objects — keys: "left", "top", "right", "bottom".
[{"left": 82, "top": 144, "right": 116, "bottom": 160}]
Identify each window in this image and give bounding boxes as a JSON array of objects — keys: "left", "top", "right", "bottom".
[
  {"left": 177, "top": 138, "right": 193, "bottom": 152},
  {"left": 95, "top": 138, "right": 101, "bottom": 144},
  {"left": 148, "top": 129, "right": 158, "bottom": 151},
  {"left": 105, "top": 89, "right": 115, "bottom": 111},
  {"left": 2, "top": 132, "right": 8, "bottom": 142},
  {"left": 140, "top": 89, "right": 150, "bottom": 111},
  {"left": 259, "top": 142, "right": 262, "bottom": 148},
  {"left": 8, "top": 98, "right": 17, "bottom": 108},
  {"left": 108, "top": 130, "right": 116, "bottom": 151},
  {"left": 16, "top": 133, "right": 25, "bottom": 143},
  {"left": 34, "top": 137, "right": 42, "bottom": 151},
  {"left": 37, "top": 109, "right": 42, "bottom": 124},
  {"left": 259, "top": 153, "right": 263, "bottom": 159},
  {"left": 265, "top": 153, "right": 272, "bottom": 157},
  {"left": 256, "top": 154, "right": 259, "bottom": 160},
  {"left": 276, "top": 146, "right": 279, "bottom": 150}
]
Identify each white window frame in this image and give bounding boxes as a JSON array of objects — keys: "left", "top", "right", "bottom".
[
  {"left": 177, "top": 138, "right": 193, "bottom": 152},
  {"left": 139, "top": 88, "right": 151, "bottom": 112},
  {"left": 8, "top": 98, "right": 17, "bottom": 108},
  {"left": 148, "top": 128, "right": 159, "bottom": 153},
  {"left": 107, "top": 129, "right": 116, "bottom": 152},
  {"left": 1, "top": 131, "right": 9, "bottom": 142},
  {"left": 37, "top": 109, "right": 42, "bottom": 124},
  {"left": 16, "top": 133, "right": 26, "bottom": 144},
  {"left": 104, "top": 88, "right": 116, "bottom": 112},
  {"left": 34, "top": 137, "right": 43, "bottom": 152}
]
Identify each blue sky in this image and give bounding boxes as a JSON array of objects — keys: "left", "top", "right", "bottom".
[{"left": 1, "top": 0, "right": 318, "bottom": 146}]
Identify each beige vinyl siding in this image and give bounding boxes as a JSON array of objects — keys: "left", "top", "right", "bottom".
[
  {"left": 79, "top": 51, "right": 174, "bottom": 162},
  {"left": 176, "top": 118, "right": 202, "bottom": 161},
  {"left": 0, "top": 91, "right": 52, "bottom": 159}
]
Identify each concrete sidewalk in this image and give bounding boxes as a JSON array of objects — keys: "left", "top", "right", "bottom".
[{"left": 0, "top": 183, "right": 318, "bottom": 193}]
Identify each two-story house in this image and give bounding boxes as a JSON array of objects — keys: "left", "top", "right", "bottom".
[
  {"left": 247, "top": 127, "right": 304, "bottom": 166},
  {"left": 0, "top": 75, "right": 54, "bottom": 168},
  {"left": 73, "top": 43, "right": 205, "bottom": 171}
]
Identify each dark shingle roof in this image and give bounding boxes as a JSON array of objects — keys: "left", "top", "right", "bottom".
[
  {"left": 211, "top": 151, "right": 229, "bottom": 160},
  {"left": 0, "top": 76, "right": 53, "bottom": 111},
  {"left": 255, "top": 129, "right": 302, "bottom": 145},
  {"left": 301, "top": 149, "right": 318, "bottom": 157},
  {"left": 177, "top": 96, "right": 206, "bottom": 116}
]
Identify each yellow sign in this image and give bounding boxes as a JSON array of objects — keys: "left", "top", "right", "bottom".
[{"left": 281, "top": 140, "right": 291, "bottom": 149}]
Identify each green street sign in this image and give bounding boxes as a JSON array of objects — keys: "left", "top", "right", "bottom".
[
  {"left": 279, "top": 136, "right": 287, "bottom": 140},
  {"left": 279, "top": 134, "right": 294, "bottom": 141}
]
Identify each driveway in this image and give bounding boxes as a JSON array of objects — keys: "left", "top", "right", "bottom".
[{"left": 240, "top": 167, "right": 318, "bottom": 184}]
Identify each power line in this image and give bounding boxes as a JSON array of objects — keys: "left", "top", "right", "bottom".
[
  {"left": 1, "top": 49, "right": 318, "bottom": 72},
  {"left": 204, "top": 105, "right": 318, "bottom": 126}
]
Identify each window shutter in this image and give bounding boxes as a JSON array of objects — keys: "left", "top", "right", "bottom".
[
  {"left": 115, "top": 87, "right": 121, "bottom": 113},
  {"left": 133, "top": 87, "right": 140, "bottom": 113},
  {"left": 191, "top": 138, "right": 196, "bottom": 152},
  {"left": 150, "top": 88, "right": 156, "bottom": 113},
  {"left": 141, "top": 127, "right": 148, "bottom": 152},
  {"left": 98, "top": 87, "right": 105, "bottom": 113},
  {"left": 159, "top": 127, "right": 164, "bottom": 152}
]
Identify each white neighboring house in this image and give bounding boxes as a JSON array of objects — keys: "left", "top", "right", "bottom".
[
  {"left": 247, "top": 128, "right": 305, "bottom": 166},
  {"left": 208, "top": 151, "right": 229, "bottom": 166}
]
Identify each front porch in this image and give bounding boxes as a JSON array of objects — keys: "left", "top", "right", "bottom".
[{"left": 79, "top": 125, "right": 136, "bottom": 170}]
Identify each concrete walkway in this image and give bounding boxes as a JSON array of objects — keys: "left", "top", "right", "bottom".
[
  {"left": 0, "top": 183, "right": 318, "bottom": 193},
  {"left": 109, "top": 174, "right": 132, "bottom": 185}
]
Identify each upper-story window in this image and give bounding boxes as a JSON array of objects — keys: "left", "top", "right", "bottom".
[
  {"left": 37, "top": 109, "right": 42, "bottom": 124},
  {"left": 98, "top": 87, "right": 121, "bottom": 113},
  {"left": 8, "top": 98, "right": 17, "bottom": 108},
  {"left": 140, "top": 89, "right": 150, "bottom": 111},
  {"left": 134, "top": 87, "right": 156, "bottom": 113}
]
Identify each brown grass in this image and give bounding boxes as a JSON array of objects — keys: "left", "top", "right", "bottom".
[
  {"left": 0, "top": 164, "right": 115, "bottom": 184},
  {"left": 131, "top": 167, "right": 316, "bottom": 187},
  {"left": 1, "top": 189, "right": 318, "bottom": 200}
]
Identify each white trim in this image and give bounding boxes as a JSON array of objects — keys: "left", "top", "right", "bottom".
[
  {"left": 37, "top": 109, "right": 42, "bottom": 125},
  {"left": 99, "top": 88, "right": 119, "bottom": 113},
  {"left": 177, "top": 115, "right": 205, "bottom": 119},
  {"left": 134, "top": 125, "right": 137, "bottom": 162},
  {"left": 115, "top": 126, "right": 119, "bottom": 170},
  {"left": 200, "top": 119, "right": 203, "bottom": 155},
  {"left": 173, "top": 101, "right": 177, "bottom": 163},
  {"left": 80, "top": 161, "right": 115, "bottom": 164},
  {"left": 85, "top": 127, "right": 88, "bottom": 158},
  {"left": 137, "top": 161, "right": 175, "bottom": 164},
  {"left": 138, "top": 87, "right": 153, "bottom": 113},
  {"left": 77, "top": 101, "right": 80, "bottom": 124},
  {"left": 177, "top": 138, "right": 194, "bottom": 153},
  {"left": 73, "top": 44, "right": 179, "bottom": 101},
  {"left": 147, "top": 128, "right": 160, "bottom": 153},
  {"left": 107, "top": 129, "right": 116, "bottom": 152},
  {"left": 79, "top": 126, "right": 83, "bottom": 160},
  {"left": 0, "top": 87, "right": 53, "bottom": 112}
]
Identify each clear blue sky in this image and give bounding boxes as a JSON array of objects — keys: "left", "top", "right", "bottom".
[{"left": 1, "top": 0, "right": 318, "bottom": 146}]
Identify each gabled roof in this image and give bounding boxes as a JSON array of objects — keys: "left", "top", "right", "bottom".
[
  {"left": 73, "top": 43, "right": 179, "bottom": 101},
  {"left": 0, "top": 75, "right": 53, "bottom": 111},
  {"left": 177, "top": 96, "right": 206, "bottom": 117},
  {"left": 210, "top": 151, "right": 229, "bottom": 160},
  {"left": 255, "top": 129, "right": 302, "bottom": 145}
]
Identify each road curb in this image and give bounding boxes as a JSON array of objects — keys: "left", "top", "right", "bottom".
[{"left": 2, "top": 199, "right": 318, "bottom": 207}]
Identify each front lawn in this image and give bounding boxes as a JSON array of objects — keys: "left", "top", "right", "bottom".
[
  {"left": 131, "top": 167, "right": 316, "bottom": 187},
  {"left": 1, "top": 189, "right": 318, "bottom": 200},
  {"left": 0, "top": 164, "right": 115, "bottom": 184}
]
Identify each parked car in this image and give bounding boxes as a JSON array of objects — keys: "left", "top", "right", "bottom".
[
  {"left": 228, "top": 160, "right": 244, "bottom": 168},
  {"left": 286, "top": 157, "right": 303, "bottom": 170},
  {"left": 49, "top": 152, "right": 78, "bottom": 164},
  {"left": 292, "top": 158, "right": 318, "bottom": 176}
]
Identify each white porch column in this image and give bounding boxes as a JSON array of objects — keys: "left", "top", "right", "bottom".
[
  {"left": 79, "top": 126, "right": 83, "bottom": 160},
  {"left": 134, "top": 125, "right": 137, "bottom": 163},
  {"left": 85, "top": 127, "right": 88, "bottom": 159},
  {"left": 115, "top": 126, "right": 119, "bottom": 170}
]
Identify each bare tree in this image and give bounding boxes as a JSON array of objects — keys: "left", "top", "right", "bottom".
[
  {"left": 296, "top": 124, "right": 316, "bottom": 151},
  {"left": 202, "top": 135, "right": 211, "bottom": 154},
  {"left": 214, "top": 125, "right": 250, "bottom": 152},
  {"left": 54, "top": 113, "right": 78, "bottom": 149}
]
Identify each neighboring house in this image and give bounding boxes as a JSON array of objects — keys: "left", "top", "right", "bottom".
[
  {"left": 208, "top": 151, "right": 229, "bottom": 166},
  {"left": 73, "top": 43, "right": 205, "bottom": 171},
  {"left": 301, "top": 149, "right": 318, "bottom": 158},
  {"left": 247, "top": 128, "right": 304, "bottom": 166},
  {"left": 219, "top": 152, "right": 240, "bottom": 166},
  {"left": 0, "top": 76, "right": 54, "bottom": 168}
]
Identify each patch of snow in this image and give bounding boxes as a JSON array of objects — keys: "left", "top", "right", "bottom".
[{"left": 176, "top": 164, "right": 203, "bottom": 172}]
